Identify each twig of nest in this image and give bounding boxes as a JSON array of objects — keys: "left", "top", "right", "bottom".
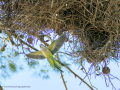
[{"left": 27, "top": 37, "right": 33, "bottom": 44}]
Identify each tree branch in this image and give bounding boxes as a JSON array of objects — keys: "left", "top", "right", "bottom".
[
  {"left": 56, "top": 53, "right": 68, "bottom": 90},
  {"left": 56, "top": 53, "right": 93, "bottom": 90},
  {"left": 17, "top": 37, "right": 39, "bottom": 51},
  {"left": 63, "top": 64, "right": 93, "bottom": 90},
  {"left": 4, "top": 28, "right": 15, "bottom": 45}
]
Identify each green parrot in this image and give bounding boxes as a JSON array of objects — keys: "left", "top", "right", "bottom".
[{"left": 26, "top": 34, "right": 66, "bottom": 72}]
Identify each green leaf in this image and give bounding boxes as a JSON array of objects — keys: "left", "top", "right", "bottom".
[
  {"left": 14, "top": 51, "right": 19, "bottom": 57},
  {"left": 9, "top": 62, "right": 17, "bottom": 72}
]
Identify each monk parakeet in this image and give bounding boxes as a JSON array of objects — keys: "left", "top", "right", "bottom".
[{"left": 26, "top": 34, "right": 66, "bottom": 72}]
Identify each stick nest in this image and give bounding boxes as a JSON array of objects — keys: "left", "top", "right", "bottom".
[{"left": 1, "top": 0, "right": 120, "bottom": 64}]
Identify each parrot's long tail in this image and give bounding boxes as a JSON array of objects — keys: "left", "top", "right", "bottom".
[
  {"left": 48, "top": 57, "right": 63, "bottom": 72},
  {"left": 54, "top": 62, "right": 63, "bottom": 72}
]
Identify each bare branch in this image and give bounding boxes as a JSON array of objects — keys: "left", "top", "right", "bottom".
[
  {"left": 56, "top": 53, "right": 93, "bottom": 90},
  {"left": 17, "top": 37, "right": 39, "bottom": 51},
  {"left": 4, "top": 28, "right": 15, "bottom": 45},
  {"left": 56, "top": 53, "right": 68, "bottom": 90}
]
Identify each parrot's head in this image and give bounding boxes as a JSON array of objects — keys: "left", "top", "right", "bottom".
[
  {"left": 40, "top": 44, "right": 47, "bottom": 52},
  {"left": 40, "top": 44, "right": 44, "bottom": 49},
  {"left": 40, "top": 44, "right": 42, "bottom": 48}
]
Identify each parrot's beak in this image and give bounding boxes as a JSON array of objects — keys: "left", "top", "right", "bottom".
[{"left": 40, "top": 45, "right": 41, "bottom": 48}]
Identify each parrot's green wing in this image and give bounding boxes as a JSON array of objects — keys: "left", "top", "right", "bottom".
[
  {"left": 48, "top": 34, "right": 66, "bottom": 54},
  {"left": 26, "top": 34, "right": 66, "bottom": 59},
  {"left": 26, "top": 51, "right": 45, "bottom": 59}
]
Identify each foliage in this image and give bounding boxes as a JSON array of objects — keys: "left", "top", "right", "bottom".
[{"left": 9, "top": 61, "right": 17, "bottom": 72}]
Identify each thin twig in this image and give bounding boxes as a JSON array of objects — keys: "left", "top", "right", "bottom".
[
  {"left": 64, "top": 65, "right": 93, "bottom": 90},
  {"left": 17, "top": 37, "right": 39, "bottom": 51},
  {"left": 56, "top": 54, "right": 93, "bottom": 90},
  {"left": 36, "top": 34, "right": 52, "bottom": 47},
  {"left": 81, "top": 64, "right": 98, "bottom": 90},
  {"left": 57, "top": 51, "right": 78, "bottom": 57},
  {"left": 108, "top": 75, "right": 117, "bottom": 90},
  {"left": 61, "top": 72, "right": 68, "bottom": 90},
  {"left": 4, "top": 28, "right": 15, "bottom": 45},
  {"left": 56, "top": 53, "right": 68, "bottom": 90}
]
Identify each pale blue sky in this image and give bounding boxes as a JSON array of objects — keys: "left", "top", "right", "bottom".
[
  {"left": 1, "top": 47, "right": 120, "bottom": 90},
  {"left": 0, "top": 33, "right": 120, "bottom": 90}
]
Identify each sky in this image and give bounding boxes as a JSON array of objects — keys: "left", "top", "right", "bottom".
[
  {"left": 0, "top": 37, "right": 120, "bottom": 90},
  {"left": 0, "top": 29, "right": 119, "bottom": 90},
  {"left": 1, "top": 58, "right": 120, "bottom": 90}
]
